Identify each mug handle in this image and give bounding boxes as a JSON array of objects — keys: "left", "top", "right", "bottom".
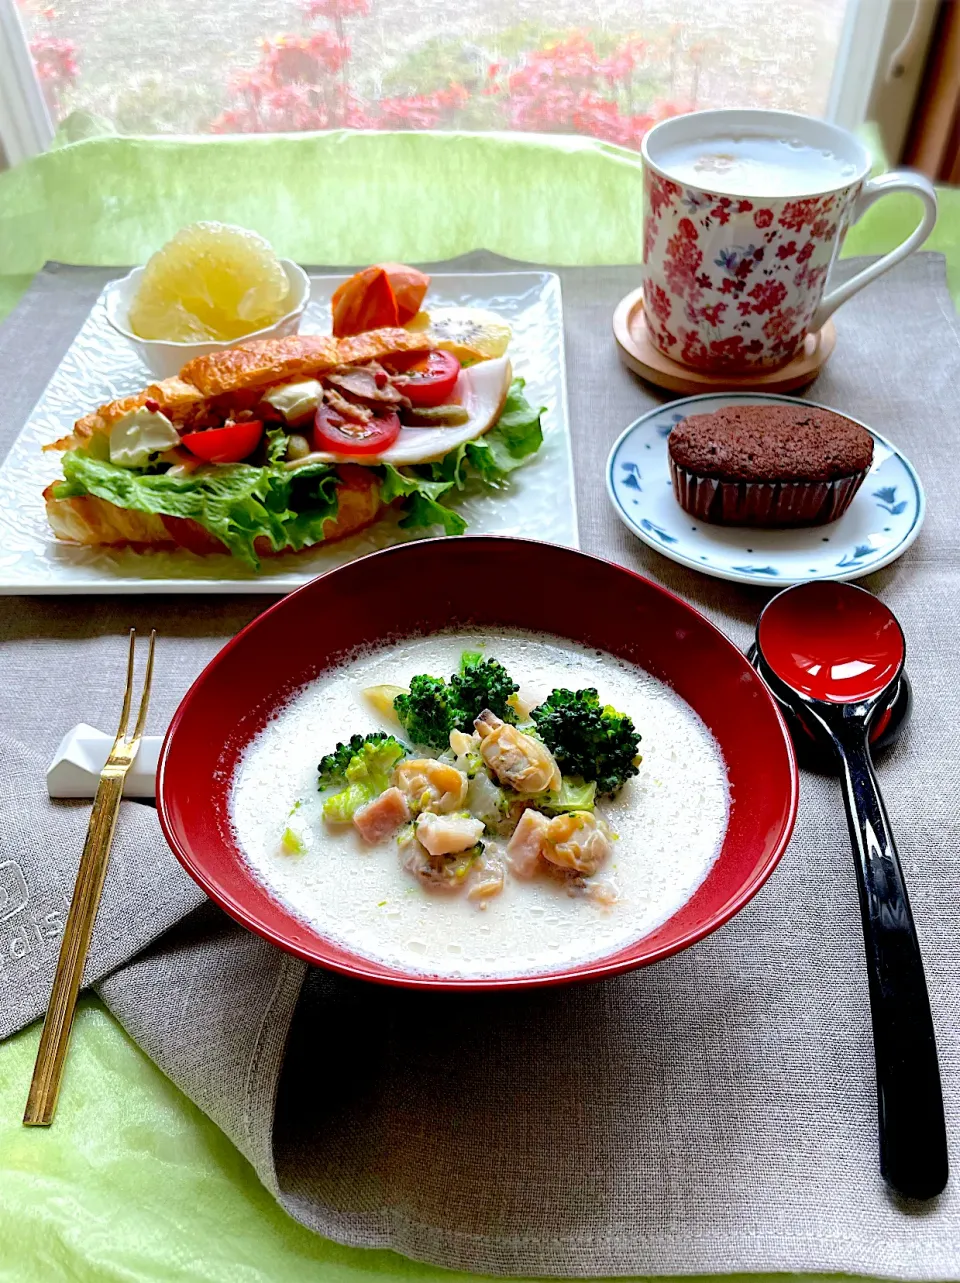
[{"left": 809, "top": 170, "right": 938, "bottom": 332}]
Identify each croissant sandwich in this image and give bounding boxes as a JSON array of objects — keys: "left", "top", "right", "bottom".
[{"left": 44, "top": 326, "right": 544, "bottom": 569}]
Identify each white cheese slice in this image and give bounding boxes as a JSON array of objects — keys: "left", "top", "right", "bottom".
[
  {"left": 285, "top": 356, "right": 512, "bottom": 470},
  {"left": 262, "top": 379, "right": 322, "bottom": 422},
  {"left": 108, "top": 407, "right": 180, "bottom": 468}
]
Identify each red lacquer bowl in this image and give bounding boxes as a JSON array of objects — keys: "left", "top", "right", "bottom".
[{"left": 158, "top": 537, "right": 798, "bottom": 991}]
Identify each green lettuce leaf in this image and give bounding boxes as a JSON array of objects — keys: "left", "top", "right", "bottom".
[
  {"left": 379, "top": 464, "right": 467, "bottom": 536},
  {"left": 283, "top": 463, "right": 346, "bottom": 550},
  {"left": 426, "top": 378, "right": 545, "bottom": 491},
  {"left": 490, "top": 377, "right": 546, "bottom": 459},
  {"left": 54, "top": 450, "right": 339, "bottom": 568},
  {"left": 399, "top": 492, "right": 468, "bottom": 535},
  {"left": 265, "top": 426, "right": 290, "bottom": 466}
]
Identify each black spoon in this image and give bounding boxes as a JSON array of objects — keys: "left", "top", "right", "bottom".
[{"left": 754, "top": 580, "right": 947, "bottom": 1201}]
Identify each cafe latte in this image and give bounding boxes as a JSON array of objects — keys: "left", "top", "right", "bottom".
[{"left": 657, "top": 133, "right": 859, "bottom": 198}]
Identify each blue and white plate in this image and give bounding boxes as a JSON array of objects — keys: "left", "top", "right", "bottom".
[{"left": 606, "top": 393, "right": 924, "bottom": 588}]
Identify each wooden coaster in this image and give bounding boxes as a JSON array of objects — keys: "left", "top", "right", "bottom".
[{"left": 613, "top": 287, "right": 836, "bottom": 394}]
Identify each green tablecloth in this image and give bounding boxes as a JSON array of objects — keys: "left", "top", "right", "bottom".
[
  {"left": 0, "top": 131, "right": 956, "bottom": 1283},
  {"left": 2, "top": 130, "right": 960, "bottom": 321}
]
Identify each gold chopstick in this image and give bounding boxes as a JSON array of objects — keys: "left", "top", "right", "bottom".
[{"left": 24, "top": 629, "right": 156, "bottom": 1127}]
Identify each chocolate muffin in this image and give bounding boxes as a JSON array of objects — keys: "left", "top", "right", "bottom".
[{"left": 668, "top": 403, "right": 874, "bottom": 527}]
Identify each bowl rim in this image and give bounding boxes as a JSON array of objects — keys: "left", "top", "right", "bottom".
[
  {"left": 157, "top": 535, "right": 800, "bottom": 990},
  {"left": 101, "top": 258, "right": 310, "bottom": 349}
]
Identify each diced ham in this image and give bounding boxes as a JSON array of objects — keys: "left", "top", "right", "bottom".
[
  {"left": 505, "top": 808, "right": 548, "bottom": 878},
  {"left": 352, "top": 787, "right": 410, "bottom": 843}
]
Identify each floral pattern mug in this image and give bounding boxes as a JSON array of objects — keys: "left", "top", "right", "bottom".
[{"left": 641, "top": 109, "right": 938, "bottom": 372}]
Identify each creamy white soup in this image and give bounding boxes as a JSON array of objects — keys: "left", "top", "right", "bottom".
[
  {"left": 229, "top": 631, "right": 730, "bottom": 978},
  {"left": 658, "top": 134, "right": 858, "bottom": 198}
]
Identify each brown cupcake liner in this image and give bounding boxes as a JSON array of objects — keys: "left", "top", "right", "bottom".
[{"left": 669, "top": 458, "right": 869, "bottom": 528}]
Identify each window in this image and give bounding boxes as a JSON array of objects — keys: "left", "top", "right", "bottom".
[{"left": 2, "top": 0, "right": 894, "bottom": 154}]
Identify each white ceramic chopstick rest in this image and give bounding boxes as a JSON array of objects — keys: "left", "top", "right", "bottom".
[{"left": 47, "top": 724, "right": 161, "bottom": 799}]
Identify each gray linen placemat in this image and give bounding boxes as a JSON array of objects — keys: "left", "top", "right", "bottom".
[
  {"left": 2, "top": 252, "right": 959, "bottom": 1277},
  {"left": 0, "top": 733, "right": 205, "bottom": 1038}
]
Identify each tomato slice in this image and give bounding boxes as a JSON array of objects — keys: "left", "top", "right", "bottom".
[
  {"left": 181, "top": 419, "right": 264, "bottom": 463},
  {"left": 313, "top": 405, "right": 401, "bottom": 456},
  {"left": 331, "top": 266, "right": 400, "bottom": 337},
  {"left": 386, "top": 350, "right": 461, "bottom": 407}
]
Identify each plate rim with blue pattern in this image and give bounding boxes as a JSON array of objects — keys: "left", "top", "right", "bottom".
[{"left": 605, "top": 392, "right": 925, "bottom": 588}]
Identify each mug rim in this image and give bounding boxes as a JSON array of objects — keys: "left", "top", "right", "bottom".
[{"left": 641, "top": 107, "right": 871, "bottom": 200}]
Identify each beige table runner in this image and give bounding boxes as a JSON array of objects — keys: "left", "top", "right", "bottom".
[{"left": 1, "top": 253, "right": 958, "bottom": 1276}]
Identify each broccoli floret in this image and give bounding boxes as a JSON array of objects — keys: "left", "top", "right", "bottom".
[
  {"left": 530, "top": 688, "right": 641, "bottom": 797},
  {"left": 318, "top": 732, "right": 405, "bottom": 790},
  {"left": 449, "top": 653, "right": 519, "bottom": 730},
  {"left": 393, "top": 652, "right": 519, "bottom": 747},
  {"left": 393, "top": 674, "right": 459, "bottom": 749},
  {"left": 321, "top": 737, "right": 407, "bottom": 824}
]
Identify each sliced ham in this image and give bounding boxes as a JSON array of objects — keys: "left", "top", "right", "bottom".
[{"left": 353, "top": 787, "right": 410, "bottom": 843}]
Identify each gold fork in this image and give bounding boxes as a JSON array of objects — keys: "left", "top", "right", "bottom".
[{"left": 24, "top": 629, "right": 156, "bottom": 1127}]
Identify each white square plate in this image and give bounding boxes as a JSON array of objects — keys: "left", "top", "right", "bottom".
[{"left": 0, "top": 272, "right": 576, "bottom": 594}]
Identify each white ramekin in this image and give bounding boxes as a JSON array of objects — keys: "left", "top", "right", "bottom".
[{"left": 102, "top": 259, "right": 310, "bottom": 381}]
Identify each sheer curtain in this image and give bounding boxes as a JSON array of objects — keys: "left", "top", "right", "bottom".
[{"left": 14, "top": 0, "right": 849, "bottom": 149}]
